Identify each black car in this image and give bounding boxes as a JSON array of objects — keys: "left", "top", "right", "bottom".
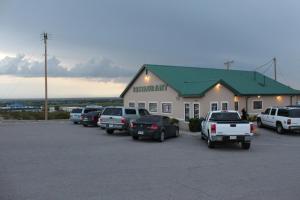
[
  {"left": 130, "top": 115, "right": 179, "bottom": 142},
  {"left": 82, "top": 111, "right": 103, "bottom": 127}
]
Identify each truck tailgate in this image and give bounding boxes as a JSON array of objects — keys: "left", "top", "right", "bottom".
[
  {"left": 216, "top": 122, "right": 250, "bottom": 135},
  {"left": 290, "top": 118, "right": 300, "bottom": 126}
]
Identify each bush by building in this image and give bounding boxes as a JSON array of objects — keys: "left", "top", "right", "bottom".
[{"left": 188, "top": 118, "right": 203, "bottom": 132}]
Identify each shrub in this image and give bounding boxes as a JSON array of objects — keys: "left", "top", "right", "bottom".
[
  {"left": 170, "top": 118, "right": 179, "bottom": 125},
  {"left": 247, "top": 115, "right": 257, "bottom": 122},
  {"left": 189, "top": 118, "right": 203, "bottom": 132}
]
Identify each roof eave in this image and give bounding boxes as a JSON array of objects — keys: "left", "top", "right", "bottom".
[
  {"left": 120, "top": 64, "right": 146, "bottom": 98},
  {"left": 240, "top": 93, "right": 300, "bottom": 96}
]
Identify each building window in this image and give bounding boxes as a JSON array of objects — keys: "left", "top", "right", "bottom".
[
  {"left": 129, "top": 102, "right": 135, "bottom": 108},
  {"left": 162, "top": 103, "right": 172, "bottom": 114},
  {"left": 193, "top": 103, "right": 200, "bottom": 119},
  {"left": 253, "top": 100, "right": 263, "bottom": 110},
  {"left": 148, "top": 102, "right": 158, "bottom": 113},
  {"left": 137, "top": 102, "right": 145, "bottom": 109},
  {"left": 221, "top": 101, "right": 229, "bottom": 110},
  {"left": 234, "top": 101, "right": 239, "bottom": 111},
  {"left": 184, "top": 103, "right": 190, "bottom": 122},
  {"left": 210, "top": 102, "right": 218, "bottom": 111}
]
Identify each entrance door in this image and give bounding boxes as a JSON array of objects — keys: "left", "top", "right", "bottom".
[{"left": 184, "top": 103, "right": 190, "bottom": 122}]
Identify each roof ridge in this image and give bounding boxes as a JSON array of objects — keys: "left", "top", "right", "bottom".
[{"left": 145, "top": 64, "right": 256, "bottom": 73}]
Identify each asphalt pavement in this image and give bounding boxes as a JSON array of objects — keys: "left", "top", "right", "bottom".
[{"left": 0, "top": 121, "right": 300, "bottom": 200}]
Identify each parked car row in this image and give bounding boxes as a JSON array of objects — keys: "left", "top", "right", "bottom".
[
  {"left": 70, "top": 105, "right": 300, "bottom": 149},
  {"left": 70, "top": 106, "right": 179, "bottom": 142}
]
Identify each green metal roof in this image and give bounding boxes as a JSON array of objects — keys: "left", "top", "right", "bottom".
[{"left": 121, "top": 64, "right": 300, "bottom": 97}]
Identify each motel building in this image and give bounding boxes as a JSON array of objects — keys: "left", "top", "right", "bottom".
[{"left": 120, "top": 64, "right": 300, "bottom": 127}]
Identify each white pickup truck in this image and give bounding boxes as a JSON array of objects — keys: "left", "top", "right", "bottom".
[
  {"left": 201, "top": 110, "right": 254, "bottom": 149},
  {"left": 257, "top": 106, "right": 300, "bottom": 134}
]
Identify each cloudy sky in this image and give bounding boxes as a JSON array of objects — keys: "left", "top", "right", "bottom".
[{"left": 0, "top": 0, "right": 300, "bottom": 98}]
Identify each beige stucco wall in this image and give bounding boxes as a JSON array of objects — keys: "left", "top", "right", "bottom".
[
  {"left": 124, "top": 70, "right": 239, "bottom": 120},
  {"left": 123, "top": 69, "right": 182, "bottom": 118},
  {"left": 123, "top": 68, "right": 300, "bottom": 122},
  {"left": 238, "top": 95, "right": 299, "bottom": 115}
]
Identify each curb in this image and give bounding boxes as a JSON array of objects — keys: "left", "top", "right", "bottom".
[{"left": 180, "top": 130, "right": 201, "bottom": 136}]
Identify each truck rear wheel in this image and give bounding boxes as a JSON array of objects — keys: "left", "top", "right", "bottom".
[
  {"left": 207, "top": 134, "right": 215, "bottom": 148},
  {"left": 276, "top": 123, "right": 284, "bottom": 134},
  {"left": 106, "top": 129, "right": 114, "bottom": 134},
  {"left": 241, "top": 142, "right": 251, "bottom": 149}
]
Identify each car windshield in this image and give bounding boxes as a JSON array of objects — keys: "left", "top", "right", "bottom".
[
  {"left": 136, "top": 116, "right": 161, "bottom": 123},
  {"left": 71, "top": 108, "right": 82, "bottom": 113},
  {"left": 102, "top": 108, "right": 122, "bottom": 116},
  {"left": 210, "top": 112, "right": 241, "bottom": 121},
  {"left": 86, "top": 111, "right": 100, "bottom": 116},
  {"left": 289, "top": 109, "right": 300, "bottom": 118},
  {"left": 84, "top": 108, "right": 97, "bottom": 113}
]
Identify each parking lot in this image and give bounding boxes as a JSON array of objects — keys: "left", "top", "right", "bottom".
[{"left": 1, "top": 121, "right": 300, "bottom": 200}]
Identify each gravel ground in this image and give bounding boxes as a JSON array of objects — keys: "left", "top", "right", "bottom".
[{"left": 0, "top": 121, "right": 300, "bottom": 200}]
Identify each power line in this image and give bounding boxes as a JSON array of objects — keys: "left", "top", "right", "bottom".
[
  {"left": 261, "top": 63, "right": 273, "bottom": 74},
  {"left": 254, "top": 58, "right": 273, "bottom": 70}
]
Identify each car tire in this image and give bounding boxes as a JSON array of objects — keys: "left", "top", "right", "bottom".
[
  {"left": 257, "top": 118, "right": 263, "bottom": 128},
  {"left": 132, "top": 135, "right": 139, "bottom": 140},
  {"left": 159, "top": 131, "right": 165, "bottom": 142},
  {"left": 83, "top": 124, "right": 88, "bottom": 127},
  {"left": 276, "top": 123, "right": 284, "bottom": 134},
  {"left": 241, "top": 142, "right": 251, "bottom": 149},
  {"left": 207, "top": 133, "right": 215, "bottom": 148},
  {"left": 106, "top": 129, "right": 114, "bottom": 134},
  {"left": 175, "top": 128, "right": 180, "bottom": 137}
]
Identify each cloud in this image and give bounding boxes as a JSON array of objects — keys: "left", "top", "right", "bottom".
[
  {"left": 0, "top": 54, "right": 135, "bottom": 81},
  {"left": 70, "top": 57, "right": 135, "bottom": 78}
]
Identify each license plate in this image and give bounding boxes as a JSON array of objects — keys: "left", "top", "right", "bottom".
[
  {"left": 230, "top": 136, "right": 237, "bottom": 140},
  {"left": 83, "top": 118, "right": 88, "bottom": 121},
  {"left": 109, "top": 124, "right": 114, "bottom": 128},
  {"left": 138, "top": 131, "right": 144, "bottom": 135}
]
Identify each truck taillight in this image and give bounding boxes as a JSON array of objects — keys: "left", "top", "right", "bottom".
[
  {"left": 287, "top": 119, "right": 291, "bottom": 125},
  {"left": 211, "top": 124, "right": 216, "bottom": 134},
  {"left": 250, "top": 124, "right": 255, "bottom": 133},
  {"left": 121, "top": 117, "right": 126, "bottom": 124},
  {"left": 93, "top": 116, "right": 98, "bottom": 121},
  {"left": 149, "top": 123, "right": 159, "bottom": 130}
]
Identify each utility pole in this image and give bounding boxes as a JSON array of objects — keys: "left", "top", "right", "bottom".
[
  {"left": 273, "top": 57, "right": 277, "bottom": 81},
  {"left": 224, "top": 60, "right": 234, "bottom": 70},
  {"left": 43, "top": 32, "right": 48, "bottom": 120}
]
